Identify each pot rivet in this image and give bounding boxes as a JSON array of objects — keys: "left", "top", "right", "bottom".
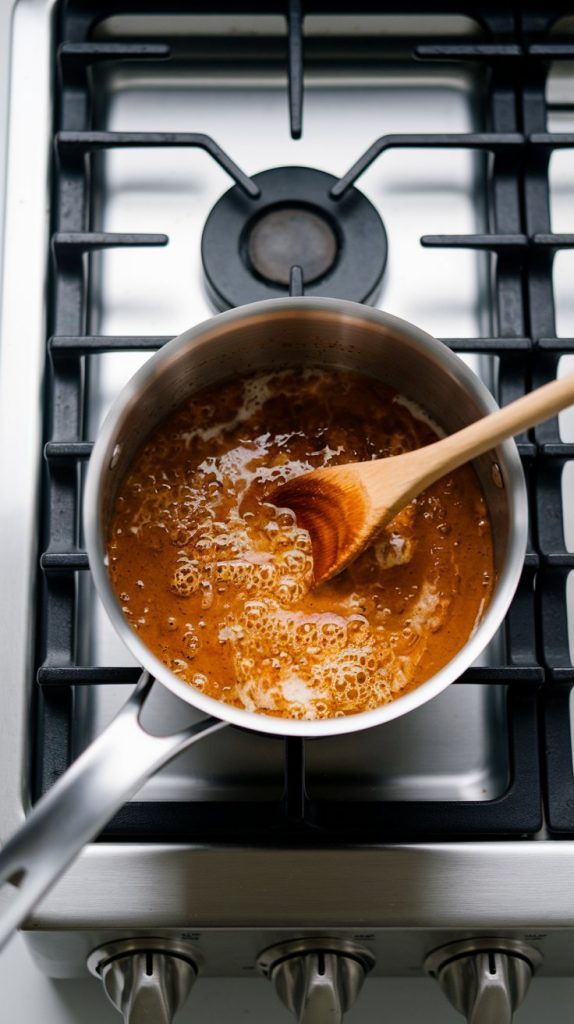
[
  {"left": 491, "top": 462, "right": 504, "bottom": 489},
  {"left": 110, "top": 444, "right": 121, "bottom": 470}
]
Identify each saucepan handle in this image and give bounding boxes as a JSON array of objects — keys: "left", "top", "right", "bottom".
[{"left": 0, "top": 672, "right": 226, "bottom": 952}]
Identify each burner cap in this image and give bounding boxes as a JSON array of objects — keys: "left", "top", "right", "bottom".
[
  {"left": 202, "top": 166, "right": 387, "bottom": 308},
  {"left": 248, "top": 206, "right": 338, "bottom": 286}
]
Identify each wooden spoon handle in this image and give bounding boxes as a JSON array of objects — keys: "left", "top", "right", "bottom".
[{"left": 419, "top": 371, "right": 574, "bottom": 484}]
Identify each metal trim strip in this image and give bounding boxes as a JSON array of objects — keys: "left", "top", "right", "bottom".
[
  {"left": 0, "top": 0, "right": 59, "bottom": 840},
  {"left": 25, "top": 843, "right": 574, "bottom": 930}
]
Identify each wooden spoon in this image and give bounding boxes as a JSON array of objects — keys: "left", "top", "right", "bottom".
[{"left": 269, "top": 373, "right": 574, "bottom": 586}]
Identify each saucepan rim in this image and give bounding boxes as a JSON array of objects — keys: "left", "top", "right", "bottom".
[{"left": 84, "top": 297, "right": 528, "bottom": 738}]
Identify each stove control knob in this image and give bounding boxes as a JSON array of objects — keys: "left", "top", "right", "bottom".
[
  {"left": 257, "top": 939, "right": 375, "bottom": 1024},
  {"left": 88, "top": 940, "right": 198, "bottom": 1024},
  {"left": 438, "top": 951, "right": 531, "bottom": 1024},
  {"left": 425, "top": 940, "right": 543, "bottom": 1024},
  {"left": 101, "top": 951, "right": 197, "bottom": 1024}
]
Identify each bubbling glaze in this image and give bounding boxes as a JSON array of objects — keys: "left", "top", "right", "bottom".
[{"left": 107, "top": 368, "right": 495, "bottom": 720}]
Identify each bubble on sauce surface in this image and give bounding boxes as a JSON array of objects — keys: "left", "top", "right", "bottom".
[{"left": 170, "top": 561, "right": 200, "bottom": 596}]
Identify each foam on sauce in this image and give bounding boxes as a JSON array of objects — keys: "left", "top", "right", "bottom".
[{"left": 107, "top": 368, "right": 495, "bottom": 720}]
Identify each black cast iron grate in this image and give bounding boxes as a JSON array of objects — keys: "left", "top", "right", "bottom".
[{"left": 35, "top": 3, "right": 574, "bottom": 841}]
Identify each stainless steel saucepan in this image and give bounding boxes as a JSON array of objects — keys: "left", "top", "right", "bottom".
[{"left": 0, "top": 297, "right": 527, "bottom": 950}]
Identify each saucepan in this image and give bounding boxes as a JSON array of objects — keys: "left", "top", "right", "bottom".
[{"left": 0, "top": 297, "right": 527, "bottom": 950}]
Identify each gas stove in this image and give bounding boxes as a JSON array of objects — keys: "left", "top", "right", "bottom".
[{"left": 2, "top": 4, "right": 574, "bottom": 1023}]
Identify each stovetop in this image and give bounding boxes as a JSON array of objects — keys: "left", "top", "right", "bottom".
[
  {"left": 85, "top": 18, "right": 501, "bottom": 817},
  {"left": 4, "top": 0, "right": 574, "bottom": 980},
  {"left": 42, "top": 7, "right": 545, "bottom": 840}
]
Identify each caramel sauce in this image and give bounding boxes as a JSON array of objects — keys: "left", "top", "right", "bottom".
[{"left": 107, "top": 368, "right": 495, "bottom": 720}]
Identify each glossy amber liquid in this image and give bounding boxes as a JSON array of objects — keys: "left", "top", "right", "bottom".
[{"left": 107, "top": 368, "right": 494, "bottom": 720}]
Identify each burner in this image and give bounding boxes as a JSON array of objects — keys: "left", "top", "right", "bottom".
[
  {"left": 248, "top": 207, "right": 338, "bottom": 286},
  {"left": 201, "top": 166, "right": 387, "bottom": 308}
]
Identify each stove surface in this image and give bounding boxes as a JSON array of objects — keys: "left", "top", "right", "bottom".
[
  {"left": 82, "top": 19, "right": 505, "bottom": 805},
  {"left": 3, "top": 1, "right": 574, "bottom": 986}
]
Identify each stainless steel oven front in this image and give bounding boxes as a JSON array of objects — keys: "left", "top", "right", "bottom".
[{"left": 2, "top": 5, "right": 574, "bottom": 1024}]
